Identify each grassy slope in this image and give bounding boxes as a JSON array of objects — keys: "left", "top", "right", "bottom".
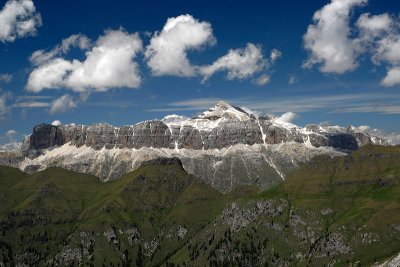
[
  {"left": 0, "top": 162, "right": 226, "bottom": 266},
  {"left": 283, "top": 144, "right": 400, "bottom": 230},
  {"left": 280, "top": 145, "right": 400, "bottom": 266},
  {"left": 0, "top": 145, "right": 399, "bottom": 266}
]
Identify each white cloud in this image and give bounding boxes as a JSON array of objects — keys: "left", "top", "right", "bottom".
[
  {"left": 381, "top": 66, "right": 400, "bottom": 87},
  {"left": 67, "top": 30, "right": 142, "bottom": 91},
  {"left": 356, "top": 13, "right": 392, "bottom": 38},
  {"left": 50, "top": 94, "right": 76, "bottom": 114},
  {"left": 304, "top": 1, "right": 400, "bottom": 85},
  {"left": 27, "top": 29, "right": 143, "bottom": 93},
  {"left": 0, "top": 129, "right": 20, "bottom": 151},
  {"left": 373, "top": 130, "right": 400, "bottom": 145},
  {"left": 13, "top": 95, "right": 52, "bottom": 108},
  {"left": 145, "top": 14, "right": 215, "bottom": 77},
  {"left": 27, "top": 58, "right": 80, "bottom": 92},
  {"left": 0, "top": 0, "right": 42, "bottom": 42},
  {"left": 145, "top": 14, "right": 280, "bottom": 84},
  {"left": 199, "top": 43, "right": 270, "bottom": 82},
  {"left": 356, "top": 13, "right": 400, "bottom": 64},
  {"left": 276, "top": 112, "right": 297, "bottom": 123},
  {"left": 270, "top": 49, "right": 282, "bottom": 63},
  {"left": 351, "top": 125, "right": 400, "bottom": 145},
  {"left": 6, "top": 129, "right": 16, "bottom": 139},
  {"left": 356, "top": 13, "right": 400, "bottom": 86},
  {"left": 153, "top": 91, "right": 400, "bottom": 114},
  {"left": 16, "top": 95, "right": 52, "bottom": 100},
  {"left": 374, "top": 36, "right": 400, "bottom": 66},
  {"left": 60, "top": 33, "right": 91, "bottom": 52},
  {"left": 146, "top": 97, "right": 221, "bottom": 112},
  {"left": 13, "top": 101, "right": 49, "bottom": 108},
  {"left": 0, "top": 73, "right": 12, "bottom": 83},
  {"left": 30, "top": 34, "right": 91, "bottom": 65},
  {"left": 253, "top": 74, "right": 270, "bottom": 86},
  {"left": 303, "top": 0, "right": 366, "bottom": 74},
  {"left": 51, "top": 120, "right": 61, "bottom": 126},
  {"left": 341, "top": 104, "right": 400, "bottom": 114}
]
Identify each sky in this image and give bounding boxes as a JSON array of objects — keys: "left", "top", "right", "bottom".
[{"left": 0, "top": 0, "right": 399, "bottom": 145}]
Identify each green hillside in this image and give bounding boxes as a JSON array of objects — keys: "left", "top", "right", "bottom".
[{"left": 0, "top": 146, "right": 400, "bottom": 266}]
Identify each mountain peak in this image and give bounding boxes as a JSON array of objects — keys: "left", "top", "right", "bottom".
[
  {"left": 214, "top": 100, "right": 234, "bottom": 109},
  {"left": 196, "top": 101, "right": 251, "bottom": 121}
]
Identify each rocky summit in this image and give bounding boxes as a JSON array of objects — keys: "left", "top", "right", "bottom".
[{"left": 0, "top": 101, "right": 389, "bottom": 192}]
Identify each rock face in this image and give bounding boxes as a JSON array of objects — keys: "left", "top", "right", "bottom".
[
  {"left": 26, "top": 101, "right": 383, "bottom": 154},
  {"left": 0, "top": 101, "right": 390, "bottom": 192},
  {"left": 0, "top": 150, "right": 24, "bottom": 168},
  {"left": 30, "top": 124, "right": 64, "bottom": 149}
]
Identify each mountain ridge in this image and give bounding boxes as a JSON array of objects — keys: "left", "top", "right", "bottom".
[
  {"left": 23, "top": 101, "right": 387, "bottom": 154},
  {"left": 0, "top": 101, "right": 392, "bottom": 192}
]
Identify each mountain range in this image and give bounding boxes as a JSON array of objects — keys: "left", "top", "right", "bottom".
[{"left": 0, "top": 101, "right": 389, "bottom": 192}]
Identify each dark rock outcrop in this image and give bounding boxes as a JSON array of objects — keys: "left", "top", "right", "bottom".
[{"left": 29, "top": 124, "right": 64, "bottom": 150}]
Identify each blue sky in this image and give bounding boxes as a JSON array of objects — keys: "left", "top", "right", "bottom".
[{"left": 0, "top": 0, "right": 399, "bottom": 144}]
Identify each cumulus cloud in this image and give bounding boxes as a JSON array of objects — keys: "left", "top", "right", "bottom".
[
  {"left": 304, "top": 1, "right": 400, "bottom": 86},
  {"left": 0, "top": 0, "right": 42, "bottom": 42},
  {"left": 67, "top": 30, "right": 142, "bottom": 91},
  {"left": 51, "top": 120, "right": 61, "bottom": 126},
  {"left": 356, "top": 13, "right": 392, "bottom": 39},
  {"left": 30, "top": 34, "right": 91, "bottom": 65},
  {"left": 356, "top": 13, "right": 400, "bottom": 86},
  {"left": 27, "top": 58, "right": 80, "bottom": 92},
  {"left": 0, "top": 73, "right": 12, "bottom": 83},
  {"left": 145, "top": 14, "right": 215, "bottom": 77},
  {"left": 27, "top": 29, "right": 143, "bottom": 93},
  {"left": 356, "top": 13, "right": 400, "bottom": 64},
  {"left": 303, "top": 0, "right": 366, "bottom": 73},
  {"left": 276, "top": 112, "right": 297, "bottom": 123},
  {"left": 381, "top": 67, "right": 400, "bottom": 87},
  {"left": 145, "top": 14, "right": 281, "bottom": 84},
  {"left": 50, "top": 94, "right": 76, "bottom": 114},
  {"left": 199, "top": 43, "right": 272, "bottom": 82},
  {"left": 26, "top": 14, "right": 282, "bottom": 90},
  {"left": 252, "top": 49, "right": 281, "bottom": 86},
  {"left": 270, "top": 49, "right": 282, "bottom": 63}
]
